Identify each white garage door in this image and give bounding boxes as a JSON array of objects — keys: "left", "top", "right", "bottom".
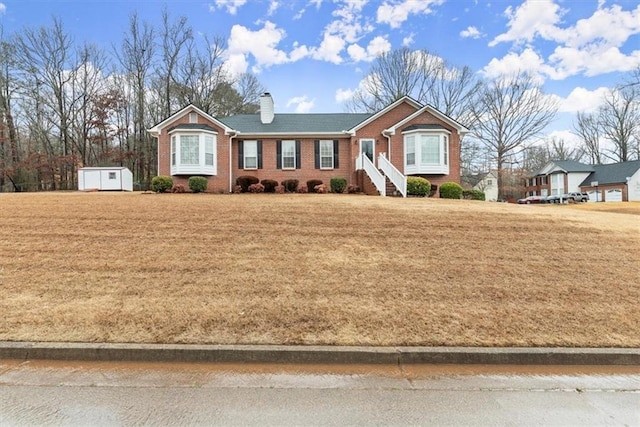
[
  {"left": 605, "top": 189, "right": 623, "bottom": 202},
  {"left": 587, "top": 190, "right": 600, "bottom": 202}
]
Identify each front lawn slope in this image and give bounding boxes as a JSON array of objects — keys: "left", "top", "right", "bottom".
[{"left": 0, "top": 193, "right": 638, "bottom": 347}]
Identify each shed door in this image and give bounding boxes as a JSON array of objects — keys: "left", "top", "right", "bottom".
[{"left": 83, "top": 171, "right": 101, "bottom": 190}]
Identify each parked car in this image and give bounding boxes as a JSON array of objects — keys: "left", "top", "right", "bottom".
[
  {"left": 545, "top": 194, "right": 561, "bottom": 204},
  {"left": 517, "top": 196, "right": 545, "bottom": 204},
  {"left": 565, "top": 192, "right": 589, "bottom": 202}
]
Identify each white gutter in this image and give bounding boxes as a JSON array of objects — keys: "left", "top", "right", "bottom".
[
  {"left": 226, "top": 130, "right": 238, "bottom": 193},
  {"left": 382, "top": 128, "right": 394, "bottom": 160}
]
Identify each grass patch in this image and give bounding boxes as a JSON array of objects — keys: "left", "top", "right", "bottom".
[{"left": 0, "top": 192, "right": 638, "bottom": 347}]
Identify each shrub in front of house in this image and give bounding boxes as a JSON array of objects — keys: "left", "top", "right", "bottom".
[
  {"left": 275, "top": 185, "right": 285, "bottom": 194},
  {"left": 171, "top": 184, "right": 185, "bottom": 193},
  {"left": 281, "top": 179, "right": 299, "bottom": 193},
  {"left": 406, "top": 177, "right": 431, "bottom": 197},
  {"left": 297, "top": 185, "right": 308, "bottom": 193},
  {"left": 248, "top": 183, "right": 265, "bottom": 193},
  {"left": 233, "top": 185, "right": 242, "bottom": 194},
  {"left": 347, "top": 184, "right": 360, "bottom": 194},
  {"left": 236, "top": 175, "right": 259, "bottom": 192},
  {"left": 330, "top": 177, "right": 347, "bottom": 193},
  {"left": 188, "top": 176, "right": 208, "bottom": 193},
  {"left": 306, "top": 179, "right": 323, "bottom": 193},
  {"left": 261, "top": 179, "right": 278, "bottom": 193},
  {"left": 315, "top": 184, "right": 327, "bottom": 193},
  {"left": 439, "top": 182, "right": 463, "bottom": 199},
  {"left": 462, "top": 189, "right": 486, "bottom": 201},
  {"left": 151, "top": 175, "right": 173, "bottom": 193}
]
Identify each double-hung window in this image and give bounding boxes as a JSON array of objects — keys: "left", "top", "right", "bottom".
[
  {"left": 405, "top": 136, "right": 416, "bottom": 166},
  {"left": 244, "top": 140, "right": 258, "bottom": 169},
  {"left": 282, "top": 140, "right": 296, "bottom": 169},
  {"left": 319, "top": 140, "right": 333, "bottom": 169}
]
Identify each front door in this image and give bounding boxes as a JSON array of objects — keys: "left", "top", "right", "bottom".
[{"left": 360, "top": 139, "right": 374, "bottom": 163}]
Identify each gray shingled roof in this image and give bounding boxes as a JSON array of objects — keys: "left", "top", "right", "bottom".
[
  {"left": 552, "top": 160, "right": 595, "bottom": 173},
  {"left": 218, "top": 113, "right": 372, "bottom": 134},
  {"left": 579, "top": 160, "right": 640, "bottom": 186}
]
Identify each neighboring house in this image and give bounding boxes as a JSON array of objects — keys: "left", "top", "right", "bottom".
[
  {"left": 464, "top": 171, "right": 498, "bottom": 201},
  {"left": 524, "top": 160, "right": 594, "bottom": 198},
  {"left": 147, "top": 93, "right": 469, "bottom": 195},
  {"left": 524, "top": 159, "right": 640, "bottom": 202},
  {"left": 579, "top": 160, "right": 640, "bottom": 202}
]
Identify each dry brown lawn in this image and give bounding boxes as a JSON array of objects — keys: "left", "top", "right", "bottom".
[{"left": 1, "top": 192, "right": 638, "bottom": 347}]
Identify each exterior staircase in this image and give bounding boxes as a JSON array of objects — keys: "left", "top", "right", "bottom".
[{"left": 356, "top": 152, "right": 406, "bottom": 197}]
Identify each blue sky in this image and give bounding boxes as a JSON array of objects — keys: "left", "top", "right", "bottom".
[{"left": 1, "top": 0, "right": 639, "bottom": 143}]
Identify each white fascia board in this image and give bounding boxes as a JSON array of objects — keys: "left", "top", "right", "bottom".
[
  {"left": 348, "top": 96, "right": 422, "bottom": 132},
  {"left": 386, "top": 105, "right": 470, "bottom": 134},
  {"left": 232, "top": 132, "right": 350, "bottom": 138},
  {"left": 147, "top": 104, "right": 233, "bottom": 136}
]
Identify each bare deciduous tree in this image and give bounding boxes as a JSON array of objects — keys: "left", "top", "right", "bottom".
[
  {"left": 470, "top": 74, "right": 558, "bottom": 199},
  {"left": 573, "top": 112, "right": 602, "bottom": 164},
  {"left": 598, "top": 85, "right": 639, "bottom": 162}
]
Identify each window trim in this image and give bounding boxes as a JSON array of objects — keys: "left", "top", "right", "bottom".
[
  {"left": 243, "top": 140, "right": 259, "bottom": 170},
  {"left": 168, "top": 128, "right": 218, "bottom": 176},
  {"left": 402, "top": 129, "right": 450, "bottom": 175},
  {"left": 319, "top": 140, "right": 334, "bottom": 170}
]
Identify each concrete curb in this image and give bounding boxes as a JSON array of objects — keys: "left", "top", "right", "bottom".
[{"left": 1, "top": 342, "right": 639, "bottom": 365}]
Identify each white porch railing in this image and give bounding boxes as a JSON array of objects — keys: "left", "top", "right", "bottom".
[
  {"left": 378, "top": 153, "right": 406, "bottom": 197},
  {"left": 356, "top": 152, "right": 385, "bottom": 196}
]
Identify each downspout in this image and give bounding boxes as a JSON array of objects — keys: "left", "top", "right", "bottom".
[
  {"left": 382, "top": 128, "right": 394, "bottom": 161},
  {"left": 227, "top": 130, "right": 238, "bottom": 193}
]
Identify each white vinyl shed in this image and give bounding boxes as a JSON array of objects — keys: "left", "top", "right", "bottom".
[{"left": 78, "top": 167, "right": 133, "bottom": 191}]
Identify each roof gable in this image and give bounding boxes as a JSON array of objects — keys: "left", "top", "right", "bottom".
[
  {"left": 538, "top": 160, "right": 593, "bottom": 175},
  {"left": 384, "top": 104, "right": 470, "bottom": 136},
  {"left": 348, "top": 96, "right": 422, "bottom": 133},
  {"left": 147, "top": 104, "right": 231, "bottom": 137}
]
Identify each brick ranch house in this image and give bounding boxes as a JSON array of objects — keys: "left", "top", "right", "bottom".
[{"left": 147, "top": 94, "right": 469, "bottom": 195}]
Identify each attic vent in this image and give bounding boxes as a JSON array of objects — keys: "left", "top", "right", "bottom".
[{"left": 189, "top": 112, "right": 197, "bottom": 123}]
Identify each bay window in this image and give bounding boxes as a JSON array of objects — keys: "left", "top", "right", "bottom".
[
  {"left": 169, "top": 130, "right": 217, "bottom": 176},
  {"left": 403, "top": 130, "right": 450, "bottom": 175}
]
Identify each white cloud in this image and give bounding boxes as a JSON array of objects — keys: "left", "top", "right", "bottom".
[
  {"left": 488, "top": 2, "right": 640, "bottom": 79},
  {"left": 460, "top": 26, "right": 482, "bottom": 39},
  {"left": 312, "top": 33, "right": 346, "bottom": 64},
  {"left": 210, "top": 0, "right": 247, "bottom": 15},
  {"left": 0, "top": 3, "right": 6, "bottom": 15},
  {"left": 226, "top": 21, "right": 289, "bottom": 75},
  {"left": 376, "top": 0, "right": 444, "bottom": 29},
  {"left": 489, "top": 0, "right": 564, "bottom": 47},
  {"left": 267, "top": 1, "right": 280, "bottom": 16},
  {"left": 290, "top": 42, "right": 311, "bottom": 62},
  {"left": 402, "top": 33, "right": 414, "bottom": 46},
  {"left": 347, "top": 36, "right": 391, "bottom": 62},
  {"left": 553, "top": 86, "right": 609, "bottom": 114},
  {"left": 546, "top": 130, "right": 582, "bottom": 147},
  {"left": 481, "top": 48, "right": 552, "bottom": 83},
  {"left": 286, "top": 96, "right": 315, "bottom": 113},
  {"left": 335, "top": 88, "right": 354, "bottom": 103}
]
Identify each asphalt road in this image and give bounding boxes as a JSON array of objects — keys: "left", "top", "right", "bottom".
[{"left": 1, "top": 360, "right": 638, "bottom": 426}]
